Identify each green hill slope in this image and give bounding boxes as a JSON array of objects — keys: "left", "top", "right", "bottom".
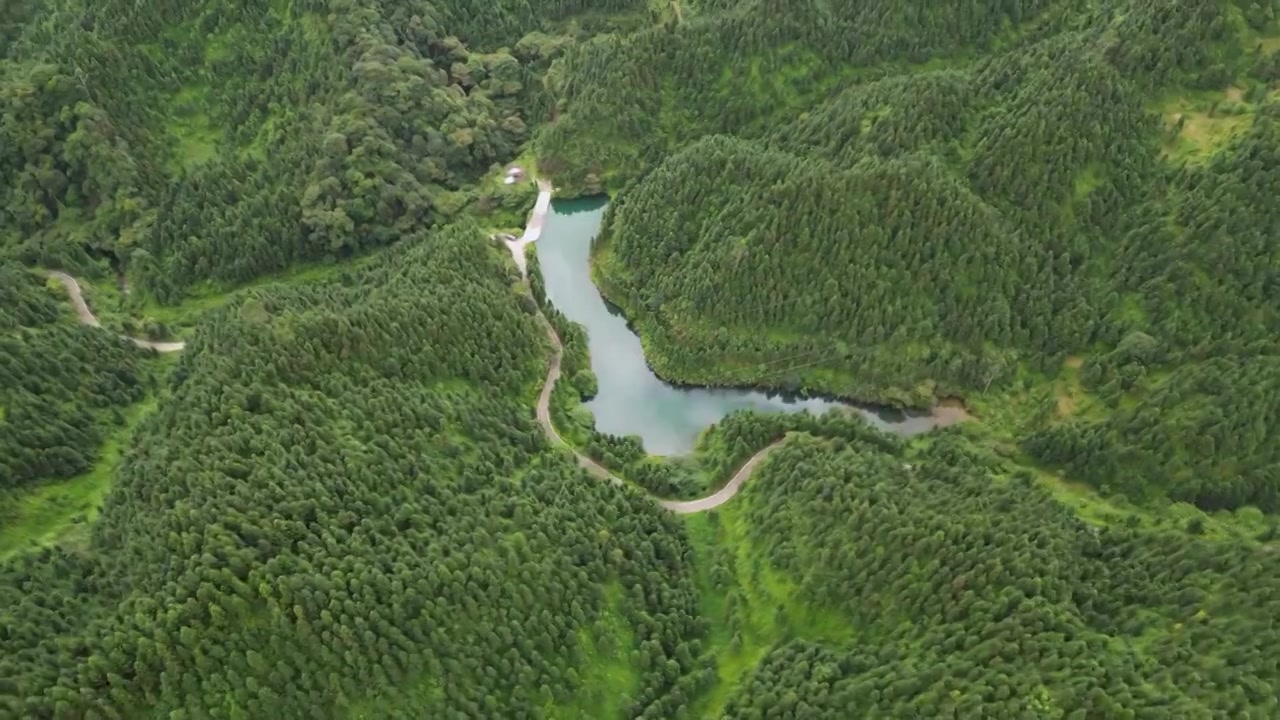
[
  {"left": 577, "top": 0, "right": 1280, "bottom": 508},
  {"left": 0, "top": 226, "right": 707, "bottom": 718},
  {"left": 722, "top": 432, "right": 1280, "bottom": 717},
  {"left": 0, "top": 0, "right": 644, "bottom": 304},
  {"left": 0, "top": 263, "right": 148, "bottom": 491},
  {"left": 4, "top": 0, "right": 1280, "bottom": 716}
]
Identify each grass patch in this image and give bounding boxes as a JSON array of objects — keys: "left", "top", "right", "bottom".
[
  {"left": 0, "top": 396, "right": 159, "bottom": 560},
  {"left": 167, "top": 86, "right": 223, "bottom": 170},
  {"left": 963, "top": 356, "right": 1275, "bottom": 545},
  {"left": 1073, "top": 163, "right": 1105, "bottom": 201},
  {"left": 549, "top": 582, "right": 641, "bottom": 719},
  {"left": 1156, "top": 85, "right": 1259, "bottom": 163},
  {"left": 1016, "top": 459, "right": 1272, "bottom": 544},
  {"left": 141, "top": 259, "right": 356, "bottom": 327},
  {"left": 1050, "top": 355, "right": 1101, "bottom": 421},
  {"left": 84, "top": 253, "right": 382, "bottom": 337},
  {"left": 708, "top": 44, "right": 855, "bottom": 138},
  {"left": 1168, "top": 110, "right": 1252, "bottom": 159},
  {"left": 684, "top": 506, "right": 854, "bottom": 717}
]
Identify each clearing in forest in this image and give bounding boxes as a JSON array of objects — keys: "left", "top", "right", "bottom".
[{"left": 1159, "top": 85, "right": 1262, "bottom": 161}]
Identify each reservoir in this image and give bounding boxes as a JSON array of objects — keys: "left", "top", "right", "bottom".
[{"left": 535, "top": 197, "right": 956, "bottom": 455}]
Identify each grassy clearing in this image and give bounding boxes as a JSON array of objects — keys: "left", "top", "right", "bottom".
[
  {"left": 707, "top": 44, "right": 856, "bottom": 138},
  {"left": 550, "top": 582, "right": 641, "bottom": 719},
  {"left": 960, "top": 355, "right": 1274, "bottom": 544},
  {"left": 78, "top": 254, "right": 380, "bottom": 338},
  {"left": 1052, "top": 355, "right": 1091, "bottom": 419},
  {"left": 1156, "top": 84, "right": 1261, "bottom": 162},
  {"left": 1167, "top": 110, "right": 1253, "bottom": 160},
  {"left": 167, "top": 86, "right": 223, "bottom": 170},
  {"left": 0, "top": 396, "right": 158, "bottom": 559},
  {"left": 684, "top": 507, "right": 854, "bottom": 717},
  {"left": 967, "top": 352, "right": 1114, "bottom": 440},
  {"left": 1014, "top": 458, "right": 1272, "bottom": 543},
  {"left": 1072, "top": 163, "right": 1105, "bottom": 201},
  {"left": 142, "top": 259, "right": 360, "bottom": 327},
  {"left": 960, "top": 353, "right": 1270, "bottom": 544}
]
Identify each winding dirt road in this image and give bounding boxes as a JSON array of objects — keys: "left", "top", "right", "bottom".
[
  {"left": 48, "top": 272, "right": 186, "bottom": 352},
  {"left": 512, "top": 179, "right": 779, "bottom": 514},
  {"left": 46, "top": 177, "right": 783, "bottom": 513},
  {"left": 532, "top": 307, "right": 780, "bottom": 514}
]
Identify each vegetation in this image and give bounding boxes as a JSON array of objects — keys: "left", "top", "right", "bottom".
[
  {"left": 5, "top": 0, "right": 1280, "bottom": 716},
  {"left": 0, "top": 0, "right": 636, "bottom": 306},
  {"left": 570, "top": 0, "right": 1280, "bottom": 511},
  {"left": 0, "top": 227, "right": 710, "bottom": 719},
  {"left": 1026, "top": 355, "right": 1280, "bottom": 512},
  {"left": 0, "top": 262, "right": 150, "bottom": 491},
  {"left": 716, "top": 431, "right": 1280, "bottom": 718}
]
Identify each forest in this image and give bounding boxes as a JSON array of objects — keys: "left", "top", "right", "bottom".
[
  {"left": 0, "top": 262, "right": 150, "bottom": 491},
  {"left": 4, "top": 0, "right": 1280, "bottom": 717},
  {"left": 0, "top": 0, "right": 644, "bottom": 305},
  {"left": 718, "top": 431, "right": 1280, "bottom": 718},
  {"left": 1, "top": 227, "right": 711, "bottom": 718},
  {"left": 586, "top": 0, "right": 1280, "bottom": 510}
]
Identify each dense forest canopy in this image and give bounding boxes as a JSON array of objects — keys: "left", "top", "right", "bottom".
[
  {"left": 1, "top": 227, "right": 710, "bottom": 718},
  {"left": 1026, "top": 356, "right": 1280, "bottom": 511},
  {"left": 0, "top": 0, "right": 646, "bottom": 303},
  {"left": 721, "top": 432, "right": 1280, "bottom": 718},
  {"left": 0, "top": 262, "right": 147, "bottom": 491},
  {"left": 5, "top": 0, "right": 1280, "bottom": 717},
  {"left": 577, "top": 0, "right": 1280, "bottom": 509}
]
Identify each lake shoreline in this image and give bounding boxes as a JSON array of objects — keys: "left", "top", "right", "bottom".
[
  {"left": 584, "top": 211, "right": 973, "bottom": 421},
  {"left": 536, "top": 195, "right": 970, "bottom": 455}
]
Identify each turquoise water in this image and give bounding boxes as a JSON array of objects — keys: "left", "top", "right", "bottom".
[{"left": 536, "top": 197, "right": 939, "bottom": 455}]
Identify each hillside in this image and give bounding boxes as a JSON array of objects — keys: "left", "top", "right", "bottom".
[
  {"left": 0, "top": 0, "right": 644, "bottom": 307},
  {"left": 0, "top": 227, "right": 709, "bottom": 718},
  {"left": 2, "top": 2, "right": 713, "bottom": 717},
  {"left": 0, "top": 263, "right": 149, "bottom": 491},
  {"left": 579, "top": 0, "right": 1280, "bottom": 509},
  {"left": 4, "top": 0, "right": 1280, "bottom": 716},
  {"left": 720, "top": 432, "right": 1280, "bottom": 717}
]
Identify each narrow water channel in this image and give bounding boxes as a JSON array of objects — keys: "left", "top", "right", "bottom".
[{"left": 536, "top": 197, "right": 952, "bottom": 455}]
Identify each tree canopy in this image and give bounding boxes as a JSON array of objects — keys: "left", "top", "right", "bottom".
[{"left": 4, "top": 0, "right": 1280, "bottom": 716}]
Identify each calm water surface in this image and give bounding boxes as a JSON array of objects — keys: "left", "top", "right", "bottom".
[{"left": 536, "top": 197, "right": 943, "bottom": 455}]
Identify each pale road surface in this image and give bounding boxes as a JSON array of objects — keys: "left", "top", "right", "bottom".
[
  {"left": 48, "top": 271, "right": 186, "bottom": 352},
  {"left": 512, "top": 177, "right": 780, "bottom": 514},
  {"left": 43, "top": 176, "right": 852, "bottom": 513},
  {"left": 505, "top": 178, "right": 554, "bottom": 277},
  {"left": 532, "top": 305, "right": 781, "bottom": 513}
]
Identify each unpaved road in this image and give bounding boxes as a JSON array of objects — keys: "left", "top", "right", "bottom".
[
  {"left": 659, "top": 442, "right": 783, "bottom": 514},
  {"left": 42, "top": 177, "right": 798, "bottom": 513},
  {"left": 48, "top": 272, "right": 186, "bottom": 352},
  {"left": 510, "top": 181, "right": 778, "bottom": 514},
  {"left": 532, "top": 307, "right": 779, "bottom": 513},
  {"left": 505, "top": 179, "right": 554, "bottom": 278}
]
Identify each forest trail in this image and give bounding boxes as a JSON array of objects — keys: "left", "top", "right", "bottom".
[
  {"left": 534, "top": 316, "right": 626, "bottom": 486},
  {"left": 514, "top": 181, "right": 777, "bottom": 514},
  {"left": 659, "top": 442, "right": 782, "bottom": 514},
  {"left": 48, "top": 272, "right": 186, "bottom": 352}
]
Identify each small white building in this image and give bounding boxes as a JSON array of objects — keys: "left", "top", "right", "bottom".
[{"left": 504, "top": 166, "right": 526, "bottom": 185}]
